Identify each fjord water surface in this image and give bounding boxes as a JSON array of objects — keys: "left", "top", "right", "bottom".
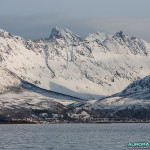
[{"left": 0, "top": 123, "right": 149, "bottom": 150}]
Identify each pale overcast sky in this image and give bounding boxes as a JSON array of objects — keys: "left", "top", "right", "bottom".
[{"left": 0, "top": 0, "right": 150, "bottom": 41}]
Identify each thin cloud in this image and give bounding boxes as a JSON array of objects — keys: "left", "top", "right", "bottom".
[{"left": 0, "top": 15, "right": 150, "bottom": 42}]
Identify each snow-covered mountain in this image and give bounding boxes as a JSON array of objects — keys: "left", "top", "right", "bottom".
[
  {"left": 1, "top": 27, "right": 150, "bottom": 122},
  {"left": 1, "top": 27, "right": 150, "bottom": 101}
]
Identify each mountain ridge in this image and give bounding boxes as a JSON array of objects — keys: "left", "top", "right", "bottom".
[{"left": 0, "top": 27, "right": 150, "bottom": 99}]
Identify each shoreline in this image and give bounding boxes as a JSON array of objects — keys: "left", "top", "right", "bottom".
[{"left": 1, "top": 121, "right": 150, "bottom": 124}]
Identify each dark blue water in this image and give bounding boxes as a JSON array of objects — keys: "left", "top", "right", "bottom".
[{"left": 0, "top": 123, "right": 149, "bottom": 150}]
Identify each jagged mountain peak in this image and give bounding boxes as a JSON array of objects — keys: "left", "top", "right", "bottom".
[
  {"left": 49, "top": 27, "right": 65, "bottom": 39},
  {"left": 102, "top": 30, "right": 150, "bottom": 56},
  {"left": 103, "top": 30, "right": 129, "bottom": 44},
  {"left": 113, "top": 31, "right": 142, "bottom": 42},
  {"left": 48, "top": 27, "right": 82, "bottom": 43},
  {"left": 115, "top": 30, "right": 125, "bottom": 37},
  {"left": 113, "top": 30, "right": 127, "bottom": 41}
]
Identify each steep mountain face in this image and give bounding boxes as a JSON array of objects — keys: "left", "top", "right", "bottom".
[{"left": 1, "top": 27, "right": 150, "bottom": 101}]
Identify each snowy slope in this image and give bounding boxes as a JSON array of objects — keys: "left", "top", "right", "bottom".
[
  {"left": 85, "top": 32, "right": 112, "bottom": 42},
  {"left": 1, "top": 27, "right": 150, "bottom": 101}
]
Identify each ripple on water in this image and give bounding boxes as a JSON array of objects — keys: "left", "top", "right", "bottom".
[{"left": 0, "top": 123, "right": 149, "bottom": 150}]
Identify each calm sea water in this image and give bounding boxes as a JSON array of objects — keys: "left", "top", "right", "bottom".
[{"left": 0, "top": 123, "right": 149, "bottom": 150}]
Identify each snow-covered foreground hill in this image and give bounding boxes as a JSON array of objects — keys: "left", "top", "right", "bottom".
[
  {"left": 68, "top": 75, "right": 150, "bottom": 122},
  {"left": 77, "top": 75, "right": 150, "bottom": 111}
]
